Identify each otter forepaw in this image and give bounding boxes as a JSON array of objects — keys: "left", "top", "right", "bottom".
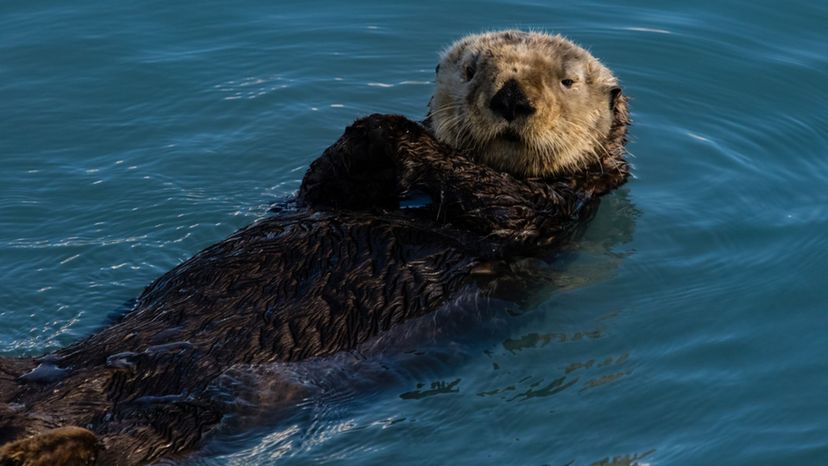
[{"left": 299, "top": 114, "right": 424, "bottom": 210}]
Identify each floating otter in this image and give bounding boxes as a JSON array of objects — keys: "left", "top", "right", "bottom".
[{"left": 0, "top": 31, "right": 630, "bottom": 465}]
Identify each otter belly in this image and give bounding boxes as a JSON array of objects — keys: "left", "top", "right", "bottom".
[{"left": 1, "top": 208, "right": 481, "bottom": 465}]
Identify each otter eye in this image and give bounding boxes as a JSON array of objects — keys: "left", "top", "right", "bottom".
[
  {"left": 435, "top": 64, "right": 440, "bottom": 74},
  {"left": 561, "top": 78, "right": 575, "bottom": 88},
  {"left": 464, "top": 63, "right": 476, "bottom": 81}
]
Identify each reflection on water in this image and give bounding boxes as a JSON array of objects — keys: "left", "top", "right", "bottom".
[
  {"left": 399, "top": 380, "right": 461, "bottom": 400},
  {"left": 589, "top": 450, "right": 656, "bottom": 466}
]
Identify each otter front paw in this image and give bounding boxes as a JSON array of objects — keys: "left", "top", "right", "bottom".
[{"left": 299, "top": 114, "right": 422, "bottom": 211}]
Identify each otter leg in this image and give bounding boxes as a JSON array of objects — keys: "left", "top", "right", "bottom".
[
  {"left": 1, "top": 358, "right": 102, "bottom": 465},
  {"left": 0, "top": 426, "right": 101, "bottom": 466}
]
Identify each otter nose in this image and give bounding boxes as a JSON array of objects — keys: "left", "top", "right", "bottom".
[{"left": 489, "top": 79, "right": 535, "bottom": 122}]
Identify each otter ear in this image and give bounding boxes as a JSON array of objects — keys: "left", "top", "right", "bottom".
[{"left": 609, "top": 86, "right": 622, "bottom": 110}]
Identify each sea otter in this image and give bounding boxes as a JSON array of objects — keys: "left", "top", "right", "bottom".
[{"left": 0, "top": 30, "right": 630, "bottom": 465}]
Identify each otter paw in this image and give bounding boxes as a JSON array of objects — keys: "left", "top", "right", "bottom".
[{"left": 0, "top": 426, "right": 101, "bottom": 466}]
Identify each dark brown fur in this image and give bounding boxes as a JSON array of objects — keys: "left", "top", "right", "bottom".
[{"left": 0, "top": 94, "right": 629, "bottom": 465}]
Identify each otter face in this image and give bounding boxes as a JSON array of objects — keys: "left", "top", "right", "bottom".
[{"left": 429, "top": 30, "right": 621, "bottom": 178}]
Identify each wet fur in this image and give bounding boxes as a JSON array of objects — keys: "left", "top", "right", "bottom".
[
  {"left": 428, "top": 30, "right": 621, "bottom": 178},
  {"left": 0, "top": 32, "right": 630, "bottom": 466}
]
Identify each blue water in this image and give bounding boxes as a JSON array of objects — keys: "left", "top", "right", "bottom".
[{"left": 2, "top": 1, "right": 827, "bottom": 464}]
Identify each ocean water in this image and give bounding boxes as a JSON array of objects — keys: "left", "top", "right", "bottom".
[{"left": 2, "top": 1, "right": 827, "bottom": 465}]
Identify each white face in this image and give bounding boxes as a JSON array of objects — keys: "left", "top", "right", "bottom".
[{"left": 429, "top": 30, "right": 620, "bottom": 178}]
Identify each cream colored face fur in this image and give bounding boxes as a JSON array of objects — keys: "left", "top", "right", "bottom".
[{"left": 429, "top": 30, "right": 620, "bottom": 178}]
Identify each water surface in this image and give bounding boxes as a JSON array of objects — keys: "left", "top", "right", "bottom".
[{"left": 2, "top": 1, "right": 827, "bottom": 464}]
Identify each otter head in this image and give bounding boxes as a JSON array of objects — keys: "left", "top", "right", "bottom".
[{"left": 428, "top": 30, "right": 623, "bottom": 178}]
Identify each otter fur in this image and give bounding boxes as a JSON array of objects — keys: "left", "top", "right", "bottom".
[
  {"left": 428, "top": 30, "right": 622, "bottom": 178},
  {"left": 0, "top": 31, "right": 630, "bottom": 465}
]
